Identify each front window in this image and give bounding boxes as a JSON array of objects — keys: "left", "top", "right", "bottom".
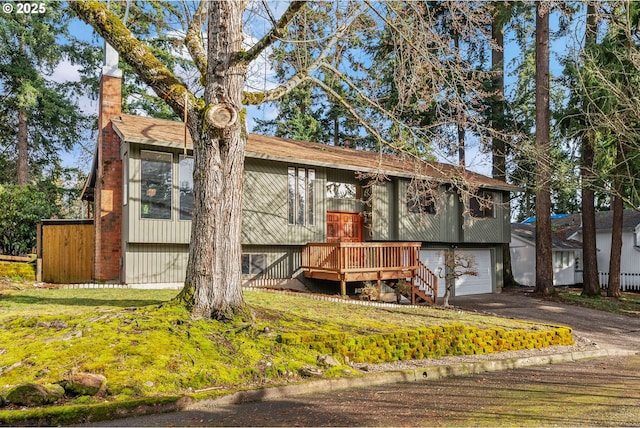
[
  {"left": 406, "top": 180, "right": 438, "bottom": 215},
  {"left": 288, "top": 167, "right": 315, "bottom": 225},
  {"left": 141, "top": 151, "right": 172, "bottom": 219},
  {"left": 179, "top": 156, "right": 194, "bottom": 220},
  {"left": 470, "top": 191, "right": 494, "bottom": 218}
]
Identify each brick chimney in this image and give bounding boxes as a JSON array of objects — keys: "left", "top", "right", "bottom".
[{"left": 93, "top": 43, "right": 123, "bottom": 282}]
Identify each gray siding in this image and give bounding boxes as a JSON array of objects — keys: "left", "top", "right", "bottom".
[
  {"left": 370, "top": 181, "right": 394, "bottom": 240},
  {"left": 241, "top": 245, "right": 303, "bottom": 279},
  {"left": 125, "top": 243, "right": 189, "bottom": 284},
  {"left": 462, "top": 191, "right": 510, "bottom": 244},
  {"left": 395, "top": 180, "right": 457, "bottom": 243},
  {"left": 124, "top": 244, "right": 302, "bottom": 284},
  {"left": 242, "top": 159, "right": 325, "bottom": 245}
]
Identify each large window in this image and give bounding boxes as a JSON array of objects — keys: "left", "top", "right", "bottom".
[
  {"left": 469, "top": 191, "right": 495, "bottom": 218},
  {"left": 141, "top": 151, "right": 172, "bottom": 219},
  {"left": 288, "top": 167, "right": 315, "bottom": 225},
  {"left": 179, "top": 156, "right": 194, "bottom": 220}
]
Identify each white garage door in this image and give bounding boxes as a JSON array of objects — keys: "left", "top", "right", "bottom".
[
  {"left": 419, "top": 249, "right": 446, "bottom": 298},
  {"left": 455, "top": 249, "right": 493, "bottom": 296}
]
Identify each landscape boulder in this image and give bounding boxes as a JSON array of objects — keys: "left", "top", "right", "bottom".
[
  {"left": 62, "top": 372, "right": 107, "bottom": 396},
  {"left": 317, "top": 354, "right": 341, "bottom": 368},
  {"left": 5, "top": 383, "right": 64, "bottom": 406}
]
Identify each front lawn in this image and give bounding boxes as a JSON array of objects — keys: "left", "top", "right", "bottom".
[{"left": 0, "top": 287, "right": 572, "bottom": 424}]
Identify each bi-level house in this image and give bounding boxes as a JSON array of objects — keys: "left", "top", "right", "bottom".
[{"left": 76, "top": 46, "right": 519, "bottom": 301}]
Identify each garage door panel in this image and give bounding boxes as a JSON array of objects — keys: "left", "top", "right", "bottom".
[{"left": 455, "top": 249, "right": 492, "bottom": 296}]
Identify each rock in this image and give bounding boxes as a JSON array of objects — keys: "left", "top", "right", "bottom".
[
  {"left": 5, "top": 383, "right": 64, "bottom": 406},
  {"left": 299, "top": 367, "right": 323, "bottom": 377},
  {"left": 317, "top": 354, "right": 341, "bottom": 368},
  {"left": 143, "top": 381, "right": 154, "bottom": 388},
  {"left": 62, "top": 372, "right": 107, "bottom": 396}
]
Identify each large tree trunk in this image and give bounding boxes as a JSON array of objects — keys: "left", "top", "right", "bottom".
[
  {"left": 491, "top": 8, "right": 506, "bottom": 182},
  {"left": 581, "top": 3, "right": 600, "bottom": 297},
  {"left": 17, "top": 108, "right": 29, "bottom": 185},
  {"left": 607, "top": 144, "right": 624, "bottom": 298},
  {"left": 491, "top": 7, "right": 517, "bottom": 288},
  {"left": 533, "top": 2, "right": 554, "bottom": 295},
  {"left": 176, "top": 1, "right": 248, "bottom": 320}
]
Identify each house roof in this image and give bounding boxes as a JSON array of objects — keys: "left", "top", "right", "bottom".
[
  {"left": 511, "top": 223, "right": 583, "bottom": 250},
  {"left": 110, "top": 114, "right": 520, "bottom": 192}
]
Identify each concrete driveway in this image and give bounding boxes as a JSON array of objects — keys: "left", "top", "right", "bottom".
[{"left": 449, "top": 288, "right": 640, "bottom": 352}]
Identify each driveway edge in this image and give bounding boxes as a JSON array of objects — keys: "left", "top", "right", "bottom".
[{"left": 186, "top": 347, "right": 636, "bottom": 411}]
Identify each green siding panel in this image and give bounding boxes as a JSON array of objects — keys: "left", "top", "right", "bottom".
[
  {"left": 463, "top": 192, "right": 510, "bottom": 243},
  {"left": 125, "top": 243, "right": 189, "bottom": 284},
  {"left": 242, "top": 159, "right": 325, "bottom": 245},
  {"left": 241, "top": 245, "right": 303, "bottom": 280}
]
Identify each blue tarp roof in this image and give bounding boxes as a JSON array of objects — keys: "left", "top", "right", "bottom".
[{"left": 521, "top": 214, "right": 570, "bottom": 223}]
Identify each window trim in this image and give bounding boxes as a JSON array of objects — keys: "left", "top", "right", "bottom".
[
  {"left": 178, "top": 154, "right": 194, "bottom": 221},
  {"left": 140, "top": 150, "right": 173, "bottom": 221},
  {"left": 288, "top": 167, "right": 315, "bottom": 226},
  {"left": 469, "top": 190, "right": 495, "bottom": 219},
  {"left": 241, "top": 253, "right": 267, "bottom": 276}
]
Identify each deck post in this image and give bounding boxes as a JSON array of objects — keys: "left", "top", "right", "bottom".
[{"left": 340, "top": 275, "right": 346, "bottom": 296}]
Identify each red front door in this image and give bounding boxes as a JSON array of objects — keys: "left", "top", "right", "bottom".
[{"left": 327, "top": 211, "right": 363, "bottom": 243}]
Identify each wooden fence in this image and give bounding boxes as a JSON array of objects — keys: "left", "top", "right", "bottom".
[{"left": 37, "top": 219, "right": 94, "bottom": 283}]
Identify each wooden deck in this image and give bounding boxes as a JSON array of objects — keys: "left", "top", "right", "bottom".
[{"left": 302, "top": 242, "right": 438, "bottom": 303}]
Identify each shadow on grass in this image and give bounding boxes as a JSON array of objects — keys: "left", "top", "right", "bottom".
[{"left": 0, "top": 294, "right": 170, "bottom": 308}]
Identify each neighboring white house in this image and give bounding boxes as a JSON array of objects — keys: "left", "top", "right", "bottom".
[
  {"left": 568, "top": 209, "right": 640, "bottom": 291},
  {"left": 510, "top": 222, "right": 583, "bottom": 287}
]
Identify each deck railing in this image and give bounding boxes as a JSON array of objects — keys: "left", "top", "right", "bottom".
[{"left": 302, "top": 242, "right": 422, "bottom": 274}]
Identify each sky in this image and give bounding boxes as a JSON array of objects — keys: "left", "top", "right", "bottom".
[{"left": 54, "top": 2, "right": 581, "bottom": 180}]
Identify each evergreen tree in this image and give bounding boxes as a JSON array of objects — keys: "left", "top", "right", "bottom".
[{"left": 0, "top": 1, "right": 91, "bottom": 185}]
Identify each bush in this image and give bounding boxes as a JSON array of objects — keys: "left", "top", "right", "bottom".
[{"left": 0, "top": 184, "right": 58, "bottom": 255}]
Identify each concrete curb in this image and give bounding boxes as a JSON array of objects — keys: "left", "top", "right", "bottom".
[{"left": 186, "top": 347, "right": 636, "bottom": 411}]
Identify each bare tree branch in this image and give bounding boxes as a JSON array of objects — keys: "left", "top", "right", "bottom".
[
  {"left": 239, "top": 1, "right": 307, "bottom": 64},
  {"left": 70, "top": 1, "right": 199, "bottom": 119},
  {"left": 243, "top": 2, "right": 367, "bottom": 105},
  {"left": 184, "top": 1, "right": 208, "bottom": 77}
]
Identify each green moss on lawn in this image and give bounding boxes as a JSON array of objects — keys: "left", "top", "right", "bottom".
[{"left": 0, "top": 288, "right": 573, "bottom": 425}]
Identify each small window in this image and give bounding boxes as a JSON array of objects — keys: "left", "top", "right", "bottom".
[
  {"left": 326, "top": 182, "right": 357, "bottom": 199},
  {"left": 288, "top": 167, "right": 315, "bottom": 226},
  {"left": 470, "top": 191, "right": 494, "bottom": 218},
  {"left": 141, "top": 151, "right": 172, "bottom": 219},
  {"left": 179, "top": 156, "right": 194, "bottom": 220},
  {"left": 242, "top": 254, "right": 267, "bottom": 275},
  {"left": 406, "top": 181, "right": 438, "bottom": 215}
]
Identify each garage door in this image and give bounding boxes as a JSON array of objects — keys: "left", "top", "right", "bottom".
[
  {"left": 455, "top": 249, "right": 493, "bottom": 296},
  {"left": 420, "top": 248, "right": 493, "bottom": 297},
  {"left": 419, "top": 249, "right": 446, "bottom": 298}
]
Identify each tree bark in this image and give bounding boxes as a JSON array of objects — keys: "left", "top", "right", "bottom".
[
  {"left": 534, "top": 2, "right": 554, "bottom": 295},
  {"left": 580, "top": 3, "right": 600, "bottom": 297},
  {"left": 176, "top": 1, "right": 249, "bottom": 320},
  {"left": 16, "top": 108, "right": 29, "bottom": 185},
  {"left": 607, "top": 144, "right": 624, "bottom": 298},
  {"left": 491, "top": 7, "right": 506, "bottom": 182}
]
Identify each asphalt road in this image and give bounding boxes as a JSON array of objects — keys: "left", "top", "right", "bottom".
[{"left": 83, "top": 289, "right": 640, "bottom": 427}]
